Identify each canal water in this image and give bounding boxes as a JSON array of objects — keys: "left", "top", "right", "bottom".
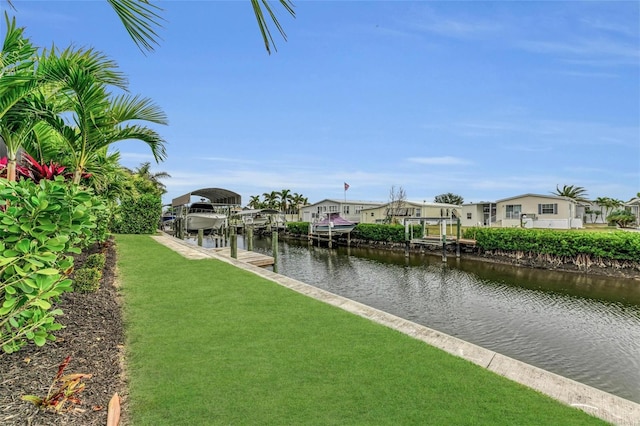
[{"left": 202, "top": 235, "right": 640, "bottom": 403}]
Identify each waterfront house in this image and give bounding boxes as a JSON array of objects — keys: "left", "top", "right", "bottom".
[
  {"left": 299, "top": 199, "right": 383, "bottom": 224},
  {"left": 359, "top": 201, "right": 460, "bottom": 225},
  {"left": 624, "top": 197, "right": 640, "bottom": 227},
  {"left": 495, "top": 194, "right": 582, "bottom": 229},
  {"left": 460, "top": 202, "right": 497, "bottom": 227}
]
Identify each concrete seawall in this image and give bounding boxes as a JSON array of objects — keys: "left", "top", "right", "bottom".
[{"left": 153, "top": 233, "right": 640, "bottom": 425}]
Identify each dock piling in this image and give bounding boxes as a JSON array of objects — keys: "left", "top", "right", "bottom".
[
  {"left": 441, "top": 220, "right": 447, "bottom": 262},
  {"left": 456, "top": 218, "right": 461, "bottom": 258},
  {"left": 231, "top": 230, "right": 238, "bottom": 259},
  {"left": 247, "top": 227, "right": 254, "bottom": 251},
  {"left": 271, "top": 231, "right": 278, "bottom": 273}
]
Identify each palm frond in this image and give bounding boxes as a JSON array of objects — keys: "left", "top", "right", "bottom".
[
  {"left": 106, "top": 0, "right": 164, "bottom": 53},
  {"left": 251, "top": 0, "right": 295, "bottom": 54},
  {"left": 109, "top": 94, "right": 168, "bottom": 125},
  {"left": 98, "top": 124, "right": 166, "bottom": 162}
]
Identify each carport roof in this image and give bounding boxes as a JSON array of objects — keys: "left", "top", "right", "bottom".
[{"left": 172, "top": 188, "right": 241, "bottom": 207}]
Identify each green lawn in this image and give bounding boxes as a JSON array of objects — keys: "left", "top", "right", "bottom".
[{"left": 116, "top": 234, "right": 605, "bottom": 425}]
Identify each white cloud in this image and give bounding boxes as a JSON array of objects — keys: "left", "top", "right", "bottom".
[
  {"left": 119, "top": 152, "right": 155, "bottom": 160},
  {"left": 516, "top": 38, "right": 640, "bottom": 66}
]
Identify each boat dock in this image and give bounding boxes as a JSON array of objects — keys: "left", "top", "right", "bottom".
[
  {"left": 213, "top": 247, "right": 275, "bottom": 267},
  {"left": 155, "top": 232, "right": 274, "bottom": 268},
  {"left": 410, "top": 236, "right": 476, "bottom": 247}
]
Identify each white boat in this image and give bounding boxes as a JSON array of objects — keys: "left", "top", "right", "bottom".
[
  {"left": 237, "top": 208, "right": 280, "bottom": 227},
  {"left": 185, "top": 202, "right": 227, "bottom": 232},
  {"left": 312, "top": 213, "right": 356, "bottom": 235}
]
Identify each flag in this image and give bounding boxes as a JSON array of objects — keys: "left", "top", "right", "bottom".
[{"left": 344, "top": 182, "right": 350, "bottom": 191}]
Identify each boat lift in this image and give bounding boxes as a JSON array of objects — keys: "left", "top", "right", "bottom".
[
  {"left": 404, "top": 210, "right": 475, "bottom": 261},
  {"left": 171, "top": 188, "right": 241, "bottom": 240}
]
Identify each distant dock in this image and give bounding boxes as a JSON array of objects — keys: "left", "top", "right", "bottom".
[
  {"left": 213, "top": 247, "right": 274, "bottom": 267},
  {"left": 156, "top": 232, "right": 274, "bottom": 267},
  {"left": 410, "top": 236, "right": 476, "bottom": 247}
]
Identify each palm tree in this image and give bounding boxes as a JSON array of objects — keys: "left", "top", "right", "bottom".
[
  {"left": 34, "top": 47, "right": 167, "bottom": 184},
  {"left": 290, "top": 192, "right": 307, "bottom": 213},
  {"left": 132, "top": 161, "right": 171, "bottom": 195},
  {"left": 434, "top": 192, "right": 464, "bottom": 205},
  {"left": 277, "top": 189, "right": 292, "bottom": 213},
  {"left": 0, "top": 14, "right": 39, "bottom": 181},
  {"left": 80, "top": 149, "right": 137, "bottom": 206},
  {"left": 552, "top": 185, "right": 589, "bottom": 203},
  {"left": 594, "top": 196, "right": 623, "bottom": 222},
  {"left": 248, "top": 195, "right": 263, "bottom": 209},
  {"left": 262, "top": 191, "right": 279, "bottom": 209}
]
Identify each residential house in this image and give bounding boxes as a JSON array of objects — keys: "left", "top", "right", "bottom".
[
  {"left": 359, "top": 201, "right": 461, "bottom": 224},
  {"left": 495, "top": 194, "right": 582, "bottom": 229},
  {"left": 299, "top": 199, "right": 383, "bottom": 224},
  {"left": 460, "top": 202, "right": 497, "bottom": 227},
  {"left": 624, "top": 197, "right": 640, "bottom": 228}
]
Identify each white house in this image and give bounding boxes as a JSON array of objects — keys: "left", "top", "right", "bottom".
[
  {"left": 299, "top": 199, "right": 383, "bottom": 224},
  {"left": 495, "top": 194, "right": 582, "bottom": 229},
  {"left": 359, "top": 201, "right": 460, "bottom": 224},
  {"left": 460, "top": 202, "right": 497, "bottom": 227},
  {"left": 624, "top": 197, "right": 640, "bottom": 228}
]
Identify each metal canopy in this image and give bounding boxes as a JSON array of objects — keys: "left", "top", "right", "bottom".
[
  {"left": 236, "top": 208, "right": 279, "bottom": 216},
  {"left": 172, "top": 188, "right": 241, "bottom": 207}
]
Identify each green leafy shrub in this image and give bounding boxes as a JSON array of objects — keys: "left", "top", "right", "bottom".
[
  {"left": 462, "top": 227, "right": 640, "bottom": 262},
  {"left": 92, "top": 205, "right": 112, "bottom": 245},
  {"left": 73, "top": 268, "right": 102, "bottom": 293},
  {"left": 286, "top": 222, "right": 310, "bottom": 235},
  {"left": 352, "top": 223, "right": 408, "bottom": 242},
  {"left": 84, "top": 253, "right": 106, "bottom": 270},
  {"left": 0, "top": 177, "right": 102, "bottom": 353},
  {"left": 111, "top": 193, "right": 162, "bottom": 234},
  {"left": 607, "top": 210, "right": 636, "bottom": 228}
]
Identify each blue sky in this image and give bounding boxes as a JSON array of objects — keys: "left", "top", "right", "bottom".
[{"left": 6, "top": 1, "right": 640, "bottom": 206}]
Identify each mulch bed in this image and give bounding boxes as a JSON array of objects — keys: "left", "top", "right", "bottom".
[{"left": 0, "top": 238, "right": 126, "bottom": 426}]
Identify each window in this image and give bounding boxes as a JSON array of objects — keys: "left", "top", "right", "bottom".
[
  {"left": 343, "top": 206, "right": 350, "bottom": 215},
  {"left": 371, "top": 212, "right": 375, "bottom": 217},
  {"left": 467, "top": 212, "right": 472, "bottom": 220},
  {"left": 355, "top": 205, "right": 363, "bottom": 214},
  {"left": 329, "top": 205, "right": 338, "bottom": 212},
  {"left": 538, "top": 203, "right": 558, "bottom": 215},
  {"left": 505, "top": 204, "right": 522, "bottom": 219}
]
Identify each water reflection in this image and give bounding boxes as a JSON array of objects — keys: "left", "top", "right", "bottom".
[{"left": 203, "top": 235, "right": 640, "bottom": 403}]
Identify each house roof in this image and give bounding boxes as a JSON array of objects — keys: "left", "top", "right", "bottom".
[
  {"left": 302, "top": 199, "right": 384, "bottom": 208},
  {"left": 626, "top": 197, "right": 640, "bottom": 206},
  {"left": 495, "top": 193, "right": 575, "bottom": 203},
  {"left": 360, "top": 200, "right": 460, "bottom": 211},
  {"left": 462, "top": 202, "right": 495, "bottom": 206},
  {"left": 237, "top": 208, "right": 279, "bottom": 216}
]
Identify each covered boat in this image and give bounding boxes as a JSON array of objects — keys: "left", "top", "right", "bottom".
[
  {"left": 185, "top": 202, "right": 227, "bottom": 232},
  {"left": 236, "top": 208, "right": 280, "bottom": 227},
  {"left": 312, "top": 213, "right": 356, "bottom": 235}
]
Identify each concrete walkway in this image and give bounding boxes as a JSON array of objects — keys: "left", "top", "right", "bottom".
[{"left": 151, "top": 233, "right": 640, "bottom": 425}]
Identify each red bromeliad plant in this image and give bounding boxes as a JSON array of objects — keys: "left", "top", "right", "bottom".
[
  {"left": 0, "top": 154, "right": 91, "bottom": 183},
  {"left": 18, "top": 153, "right": 67, "bottom": 183},
  {"left": 21, "top": 356, "right": 92, "bottom": 412},
  {"left": 0, "top": 157, "right": 6, "bottom": 179}
]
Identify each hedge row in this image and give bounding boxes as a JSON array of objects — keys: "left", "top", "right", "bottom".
[
  {"left": 286, "top": 222, "right": 429, "bottom": 243},
  {"left": 463, "top": 227, "right": 640, "bottom": 261}
]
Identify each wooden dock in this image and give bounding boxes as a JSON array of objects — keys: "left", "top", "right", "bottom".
[
  {"left": 410, "top": 237, "right": 476, "bottom": 247},
  {"left": 213, "top": 247, "right": 275, "bottom": 267}
]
